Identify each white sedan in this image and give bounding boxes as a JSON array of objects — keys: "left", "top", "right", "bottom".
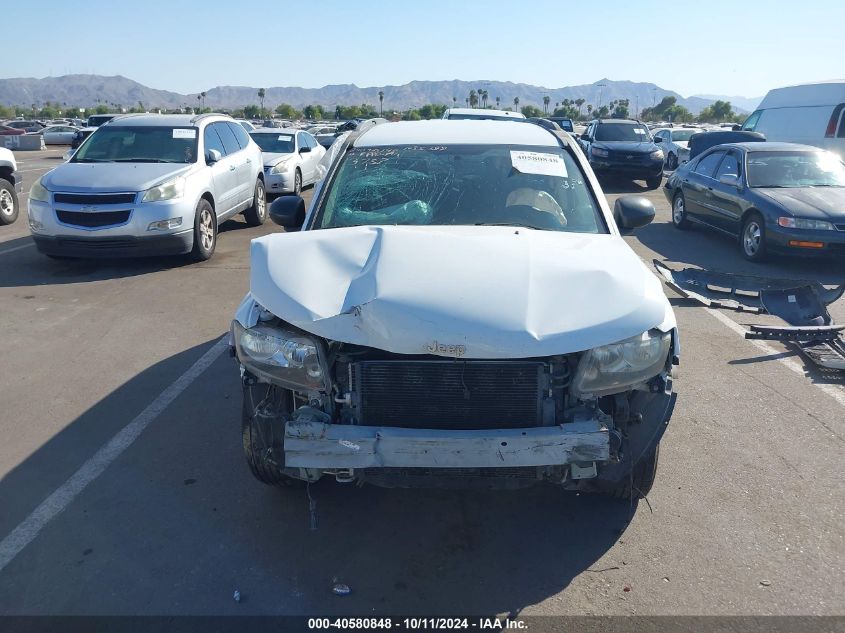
[
  {"left": 652, "top": 127, "right": 705, "bottom": 170},
  {"left": 40, "top": 125, "right": 80, "bottom": 145},
  {"left": 249, "top": 129, "right": 326, "bottom": 196}
]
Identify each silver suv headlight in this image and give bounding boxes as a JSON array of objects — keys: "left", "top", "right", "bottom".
[
  {"left": 29, "top": 177, "right": 50, "bottom": 202},
  {"left": 231, "top": 321, "right": 327, "bottom": 391},
  {"left": 142, "top": 176, "right": 185, "bottom": 202},
  {"left": 270, "top": 160, "right": 293, "bottom": 174},
  {"left": 572, "top": 330, "right": 671, "bottom": 397}
]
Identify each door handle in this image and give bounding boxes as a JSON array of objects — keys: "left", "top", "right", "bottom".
[
  {"left": 229, "top": 165, "right": 236, "bottom": 171},
  {"left": 246, "top": 158, "right": 251, "bottom": 164}
]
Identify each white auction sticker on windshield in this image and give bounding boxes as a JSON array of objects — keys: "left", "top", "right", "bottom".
[
  {"left": 172, "top": 128, "right": 197, "bottom": 139},
  {"left": 633, "top": 127, "right": 646, "bottom": 134},
  {"left": 278, "top": 135, "right": 293, "bottom": 141},
  {"left": 510, "top": 151, "right": 567, "bottom": 177}
]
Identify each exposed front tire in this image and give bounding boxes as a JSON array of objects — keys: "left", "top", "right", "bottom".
[
  {"left": 0, "top": 179, "right": 19, "bottom": 226},
  {"left": 646, "top": 174, "right": 662, "bottom": 190},
  {"left": 741, "top": 212, "right": 768, "bottom": 262},
  {"left": 243, "top": 179, "right": 267, "bottom": 227},
  {"left": 666, "top": 153, "right": 678, "bottom": 171},
  {"left": 241, "top": 383, "right": 303, "bottom": 487},
  {"left": 190, "top": 199, "right": 216, "bottom": 262},
  {"left": 293, "top": 169, "right": 302, "bottom": 196},
  {"left": 596, "top": 445, "right": 660, "bottom": 500},
  {"left": 672, "top": 192, "right": 691, "bottom": 229}
]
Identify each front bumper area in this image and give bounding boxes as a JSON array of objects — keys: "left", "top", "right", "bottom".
[
  {"left": 264, "top": 169, "right": 295, "bottom": 194},
  {"left": 765, "top": 223, "right": 845, "bottom": 257},
  {"left": 285, "top": 419, "right": 610, "bottom": 469},
  {"left": 10, "top": 170, "right": 23, "bottom": 193},
  {"left": 32, "top": 230, "right": 193, "bottom": 258}
]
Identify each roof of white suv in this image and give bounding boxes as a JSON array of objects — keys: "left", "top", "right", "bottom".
[
  {"left": 107, "top": 114, "right": 229, "bottom": 127},
  {"left": 355, "top": 120, "right": 557, "bottom": 148}
]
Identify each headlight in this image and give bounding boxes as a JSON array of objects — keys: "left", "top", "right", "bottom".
[
  {"left": 232, "top": 321, "right": 326, "bottom": 391},
  {"left": 142, "top": 176, "right": 185, "bottom": 202},
  {"left": 572, "top": 330, "right": 671, "bottom": 397},
  {"left": 270, "top": 160, "right": 293, "bottom": 174},
  {"left": 591, "top": 147, "right": 609, "bottom": 158},
  {"left": 29, "top": 178, "right": 50, "bottom": 202},
  {"left": 777, "top": 217, "right": 835, "bottom": 231},
  {"left": 650, "top": 150, "right": 665, "bottom": 160}
]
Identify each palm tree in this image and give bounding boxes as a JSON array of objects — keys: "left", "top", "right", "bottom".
[
  {"left": 513, "top": 96, "right": 519, "bottom": 112},
  {"left": 543, "top": 95, "right": 550, "bottom": 114},
  {"left": 587, "top": 104, "right": 593, "bottom": 116},
  {"left": 482, "top": 90, "right": 489, "bottom": 108},
  {"left": 453, "top": 96, "right": 457, "bottom": 107},
  {"left": 378, "top": 90, "right": 384, "bottom": 115},
  {"left": 495, "top": 96, "right": 500, "bottom": 109},
  {"left": 257, "top": 88, "right": 266, "bottom": 116},
  {"left": 200, "top": 91, "right": 207, "bottom": 110},
  {"left": 469, "top": 90, "right": 478, "bottom": 108},
  {"left": 575, "top": 98, "right": 585, "bottom": 117},
  {"left": 196, "top": 94, "right": 201, "bottom": 114}
]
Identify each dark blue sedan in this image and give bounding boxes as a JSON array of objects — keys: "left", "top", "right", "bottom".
[{"left": 663, "top": 142, "right": 845, "bottom": 261}]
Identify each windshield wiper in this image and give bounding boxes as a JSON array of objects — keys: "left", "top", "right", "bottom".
[
  {"left": 110, "top": 158, "right": 174, "bottom": 163},
  {"left": 474, "top": 222, "right": 550, "bottom": 230},
  {"left": 72, "top": 158, "right": 106, "bottom": 163}
]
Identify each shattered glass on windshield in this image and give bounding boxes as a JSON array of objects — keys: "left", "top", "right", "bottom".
[{"left": 317, "top": 145, "right": 605, "bottom": 233}]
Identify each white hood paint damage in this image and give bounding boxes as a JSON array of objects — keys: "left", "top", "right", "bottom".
[{"left": 247, "top": 225, "right": 674, "bottom": 359}]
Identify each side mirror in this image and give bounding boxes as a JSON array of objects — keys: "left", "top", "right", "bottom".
[
  {"left": 580, "top": 134, "right": 590, "bottom": 142},
  {"left": 654, "top": 137, "right": 663, "bottom": 143},
  {"left": 269, "top": 195, "right": 306, "bottom": 230},
  {"left": 719, "top": 174, "right": 740, "bottom": 188},
  {"left": 299, "top": 146, "right": 311, "bottom": 153},
  {"left": 614, "top": 196, "right": 655, "bottom": 234},
  {"left": 205, "top": 148, "right": 222, "bottom": 164}
]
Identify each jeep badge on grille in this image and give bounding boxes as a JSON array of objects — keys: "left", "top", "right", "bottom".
[{"left": 426, "top": 340, "right": 466, "bottom": 357}]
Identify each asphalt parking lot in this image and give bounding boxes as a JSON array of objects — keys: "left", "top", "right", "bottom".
[{"left": 1, "top": 147, "right": 843, "bottom": 617}]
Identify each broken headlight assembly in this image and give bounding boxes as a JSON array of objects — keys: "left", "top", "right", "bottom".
[
  {"left": 231, "top": 321, "right": 328, "bottom": 391},
  {"left": 572, "top": 330, "right": 671, "bottom": 397}
]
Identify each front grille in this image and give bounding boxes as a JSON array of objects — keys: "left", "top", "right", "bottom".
[
  {"left": 54, "top": 193, "right": 136, "bottom": 205},
  {"left": 56, "top": 210, "right": 131, "bottom": 228},
  {"left": 606, "top": 150, "right": 648, "bottom": 162},
  {"left": 354, "top": 360, "right": 544, "bottom": 429}
]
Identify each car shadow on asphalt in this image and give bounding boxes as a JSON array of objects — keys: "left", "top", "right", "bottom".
[
  {"left": 0, "top": 218, "right": 258, "bottom": 288},
  {"left": 0, "top": 338, "right": 637, "bottom": 615},
  {"left": 597, "top": 177, "right": 654, "bottom": 195}
]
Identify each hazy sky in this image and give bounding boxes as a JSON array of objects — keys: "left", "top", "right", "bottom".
[{"left": 7, "top": 0, "right": 843, "bottom": 98}]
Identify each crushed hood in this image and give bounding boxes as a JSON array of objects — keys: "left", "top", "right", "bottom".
[{"left": 249, "top": 225, "right": 672, "bottom": 358}]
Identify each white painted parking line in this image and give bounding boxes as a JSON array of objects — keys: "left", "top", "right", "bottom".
[
  {"left": 0, "top": 335, "right": 229, "bottom": 574},
  {"left": 0, "top": 242, "right": 34, "bottom": 255},
  {"left": 702, "top": 305, "right": 845, "bottom": 410},
  {"left": 15, "top": 167, "right": 53, "bottom": 173}
]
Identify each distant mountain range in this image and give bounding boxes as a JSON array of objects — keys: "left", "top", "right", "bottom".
[{"left": 0, "top": 74, "right": 760, "bottom": 115}]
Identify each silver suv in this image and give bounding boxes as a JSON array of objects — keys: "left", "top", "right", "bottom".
[{"left": 28, "top": 113, "right": 266, "bottom": 260}]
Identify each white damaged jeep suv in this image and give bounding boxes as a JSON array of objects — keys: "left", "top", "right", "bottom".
[{"left": 231, "top": 120, "right": 678, "bottom": 497}]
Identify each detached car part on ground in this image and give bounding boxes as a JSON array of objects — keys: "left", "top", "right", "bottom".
[
  {"left": 0, "top": 147, "right": 22, "bottom": 225},
  {"left": 231, "top": 120, "right": 679, "bottom": 498},
  {"left": 654, "top": 260, "right": 845, "bottom": 370}
]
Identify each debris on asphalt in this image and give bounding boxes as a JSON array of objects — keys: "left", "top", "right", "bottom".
[
  {"left": 586, "top": 566, "right": 621, "bottom": 573},
  {"left": 233, "top": 590, "right": 241, "bottom": 603},
  {"left": 760, "top": 580, "right": 772, "bottom": 587},
  {"left": 663, "top": 577, "right": 670, "bottom": 582},
  {"left": 623, "top": 585, "right": 632, "bottom": 592},
  {"left": 332, "top": 583, "right": 352, "bottom": 596}
]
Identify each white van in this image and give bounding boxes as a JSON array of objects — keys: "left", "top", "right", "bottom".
[{"left": 741, "top": 81, "right": 845, "bottom": 156}]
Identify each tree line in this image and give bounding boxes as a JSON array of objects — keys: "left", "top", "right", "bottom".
[{"left": 0, "top": 92, "right": 746, "bottom": 124}]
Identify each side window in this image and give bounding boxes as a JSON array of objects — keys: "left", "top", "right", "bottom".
[
  {"left": 714, "top": 152, "right": 741, "bottom": 180},
  {"left": 694, "top": 151, "right": 726, "bottom": 178},
  {"left": 306, "top": 134, "right": 317, "bottom": 149},
  {"left": 214, "top": 122, "right": 240, "bottom": 155},
  {"left": 838, "top": 107, "right": 845, "bottom": 138},
  {"left": 296, "top": 133, "right": 307, "bottom": 150},
  {"left": 227, "top": 121, "right": 251, "bottom": 149},
  {"left": 741, "top": 110, "right": 762, "bottom": 131},
  {"left": 203, "top": 124, "right": 226, "bottom": 156}
]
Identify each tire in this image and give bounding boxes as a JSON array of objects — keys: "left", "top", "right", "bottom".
[
  {"left": 741, "top": 212, "right": 768, "bottom": 262},
  {"left": 666, "top": 153, "right": 678, "bottom": 171},
  {"left": 646, "top": 174, "right": 662, "bottom": 190},
  {"left": 190, "top": 199, "right": 216, "bottom": 262},
  {"left": 241, "top": 384, "right": 303, "bottom": 487},
  {"left": 0, "top": 179, "right": 19, "bottom": 226},
  {"left": 597, "top": 445, "right": 660, "bottom": 500},
  {"left": 293, "top": 169, "right": 302, "bottom": 196},
  {"left": 243, "top": 179, "right": 267, "bottom": 227},
  {"left": 672, "top": 192, "right": 691, "bottom": 229}
]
